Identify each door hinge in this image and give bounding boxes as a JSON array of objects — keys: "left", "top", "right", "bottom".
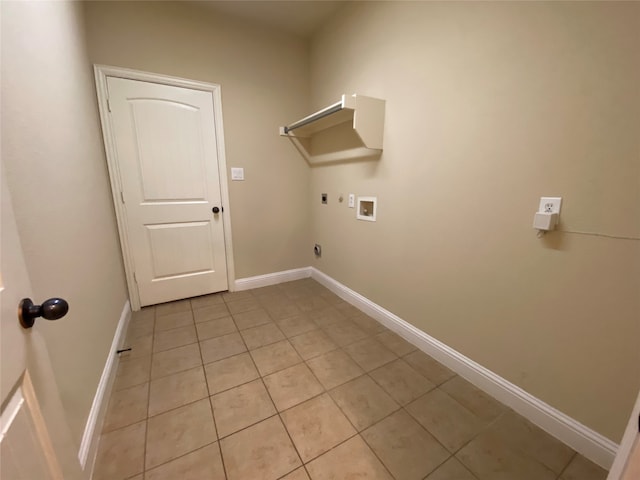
[
  {"left": 107, "top": 98, "right": 112, "bottom": 113},
  {"left": 133, "top": 272, "right": 138, "bottom": 284},
  {"left": 120, "top": 191, "right": 125, "bottom": 203}
]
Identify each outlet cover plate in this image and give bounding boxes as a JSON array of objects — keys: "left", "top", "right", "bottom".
[
  {"left": 348, "top": 194, "right": 355, "bottom": 208},
  {"left": 539, "top": 197, "right": 562, "bottom": 214}
]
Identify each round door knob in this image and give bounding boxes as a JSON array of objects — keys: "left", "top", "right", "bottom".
[
  {"left": 19, "top": 298, "right": 69, "bottom": 329},
  {"left": 212, "top": 206, "right": 220, "bottom": 214}
]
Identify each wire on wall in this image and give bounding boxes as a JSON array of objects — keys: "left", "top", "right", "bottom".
[{"left": 556, "top": 229, "right": 640, "bottom": 241}]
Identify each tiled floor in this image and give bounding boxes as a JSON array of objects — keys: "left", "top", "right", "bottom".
[{"left": 93, "top": 279, "right": 609, "bottom": 480}]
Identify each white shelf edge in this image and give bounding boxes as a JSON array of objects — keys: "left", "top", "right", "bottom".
[
  {"left": 280, "top": 93, "right": 385, "bottom": 163},
  {"left": 283, "top": 96, "right": 347, "bottom": 133}
]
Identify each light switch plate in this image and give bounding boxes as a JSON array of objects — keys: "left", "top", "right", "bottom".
[
  {"left": 231, "top": 168, "right": 244, "bottom": 181},
  {"left": 538, "top": 197, "right": 562, "bottom": 214}
]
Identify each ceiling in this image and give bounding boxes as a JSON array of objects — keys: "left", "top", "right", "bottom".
[{"left": 194, "top": 1, "right": 345, "bottom": 38}]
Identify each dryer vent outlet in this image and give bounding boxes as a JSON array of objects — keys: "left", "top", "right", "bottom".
[{"left": 314, "top": 244, "right": 322, "bottom": 257}]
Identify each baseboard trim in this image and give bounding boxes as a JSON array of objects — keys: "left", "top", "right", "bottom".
[
  {"left": 310, "top": 267, "right": 618, "bottom": 469},
  {"left": 78, "top": 300, "right": 131, "bottom": 470},
  {"left": 234, "top": 267, "right": 312, "bottom": 291}
]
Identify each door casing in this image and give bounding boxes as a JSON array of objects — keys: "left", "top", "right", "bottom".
[
  {"left": 94, "top": 65, "right": 236, "bottom": 311},
  {"left": 608, "top": 389, "right": 640, "bottom": 479}
]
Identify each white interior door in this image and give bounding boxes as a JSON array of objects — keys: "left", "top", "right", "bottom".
[
  {"left": 106, "top": 77, "right": 228, "bottom": 306},
  {"left": 0, "top": 166, "right": 82, "bottom": 480}
]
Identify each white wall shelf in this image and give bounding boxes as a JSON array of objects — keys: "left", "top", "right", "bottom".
[{"left": 279, "top": 94, "right": 385, "bottom": 165}]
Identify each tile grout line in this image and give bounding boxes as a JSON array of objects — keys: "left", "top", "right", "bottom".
[
  {"left": 142, "top": 441, "right": 220, "bottom": 477},
  {"left": 310, "top": 373, "right": 399, "bottom": 479},
  {"left": 318, "top": 331, "right": 469, "bottom": 478},
  {"left": 360, "top": 371, "right": 454, "bottom": 465},
  {"left": 232, "top": 311, "right": 307, "bottom": 479},
  {"left": 443, "top": 410, "right": 509, "bottom": 479},
  {"left": 555, "top": 451, "right": 578, "bottom": 480},
  {"left": 324, "top": 368, "right": 441, "bottom": 479},
  {"left": 145, "top": 291, "right": 280, "bottom": 476},
  {"left": 116, "top": 281, "right": 573, "bottom": 480},
  {"left": 96, "top": 283, "right": 329, "bottom": 478},
  {"left": 142, "top": 304, "right": 157, "bottom": 477},
  {"left": 329, "top": 310, "right": 509, "bottom": 480},
  {"left": 303, "top": 280, "right": 581, "bottom": 478},
  {"left": 189, "top": 296, "right": 231, "bottom": 480},
  {"left": 105, "top": 288, "right": 395, "bottom": 467},
  {"left": 143, "top": 301, "right": 214, "bottom": 476},
  {"left": 145, "top": 338, "right": 488, "bottom": 477},
  {"left": 445, "top": 401, "right": 576, "bottom": 478},
  {"left": 253, "top": 285, "right": 398, "bottom": 478}
]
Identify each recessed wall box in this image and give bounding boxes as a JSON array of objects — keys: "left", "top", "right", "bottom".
[{"left": 357, "top": 196, "right": 377, "bottom": 222}]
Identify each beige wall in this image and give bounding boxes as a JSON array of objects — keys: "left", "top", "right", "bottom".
[
  {"left": 83, "top": 1, "right": 311, "bottom": 279},
  {"left": 309, "top": 1, "right": 640, "bottom": 441},
  {"left": 2, "top": 0, "right": 636, "bottom": 454},
  {"left": 1, "top": 0, "right": 128, "bottom": 446}
]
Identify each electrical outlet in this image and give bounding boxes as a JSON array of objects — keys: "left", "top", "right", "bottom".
[
  {"left": 348, "top": 194, "right": 355, "bottom": 208},
  {"left": 538, "top": 197, "right": 562, "bottom": 214}
]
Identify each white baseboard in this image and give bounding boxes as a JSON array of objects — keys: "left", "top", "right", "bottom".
[
  {"left": 234, "top": 267, "right": 311, "bottom": 291},
  {"left": 78, "top": 300, "right": 131, "bottom": 470},
  {"left": 310, "top": 267, "right": 618, "bottom": 470}
]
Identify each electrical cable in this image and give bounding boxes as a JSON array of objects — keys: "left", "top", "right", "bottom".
[{"left": 555, "top": 229, "right": 640, "bottom": 241}]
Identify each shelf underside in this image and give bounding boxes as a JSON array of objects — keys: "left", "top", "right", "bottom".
[{"left": 280, "top": 94, "right": 385, "bottom": 164}]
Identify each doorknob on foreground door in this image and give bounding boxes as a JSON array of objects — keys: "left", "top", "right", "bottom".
[
  {"left": 19, "top": 298, "right": 69, "bottom": 329},
  {"left": 212, "top": 206, "right": 221, "bottom": 214}
]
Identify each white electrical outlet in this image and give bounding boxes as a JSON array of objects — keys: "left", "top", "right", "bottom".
[
  {"left": 348, "top": 194, "right": 355, "bottom": 208},
  {"left": 538, "top": 197, "right": 562, "bottom": 214}
]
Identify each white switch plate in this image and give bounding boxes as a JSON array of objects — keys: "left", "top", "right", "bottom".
[
  {"left": 231, "top": 168, "right": 244, "bottom": 181},
  {"left": 348, "top": 194, "right": 355, "bottom": 208},
  {"left": 538, "top": 197, "right": 562, "bottom": 214}
]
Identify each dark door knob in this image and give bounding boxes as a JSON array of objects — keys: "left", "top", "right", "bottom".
[
  {"left": 19, "top": 298, "right": 69, "bottom": 329},
  {"left": 212, "top": 206, "right": 220, "bottom": 214}
]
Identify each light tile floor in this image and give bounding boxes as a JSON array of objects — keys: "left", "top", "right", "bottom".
[{"left": 93, "top": 279, "right": 609, "bottom": 480}]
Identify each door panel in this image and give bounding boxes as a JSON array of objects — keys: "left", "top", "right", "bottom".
[
  {"left": 1, "top": 373, "right": 63, "bottom": 480},
  {"left": 146, "top": 222, "right": 215, "bottom": 278},
  {"left": 107, "top": 77, "right": 228, "bottom": 306},
  {"left": 133, "top": 99, "right": 206, "bottom": 202}
]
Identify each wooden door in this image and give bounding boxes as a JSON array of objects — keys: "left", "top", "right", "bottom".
[
  {"left": 0, "top": 166, "right": 82, "bottom": 480},
  {"left": 106, "top": 77, "right": 228, "bottom": 306}
]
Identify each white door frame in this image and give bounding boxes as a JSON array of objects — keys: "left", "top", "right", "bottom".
[
  {"left": 94, "top": 65, "right": 236, "bottom": 311},
  {"left": 608, "top": 388, "right": 640, "bottom": 479}
]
